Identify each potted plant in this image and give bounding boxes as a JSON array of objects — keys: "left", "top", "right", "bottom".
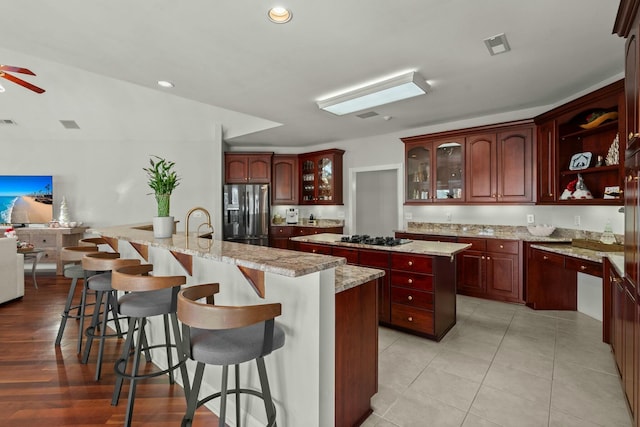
[{"left": 143, "top": 155, "right": 180, "bottom": 238}]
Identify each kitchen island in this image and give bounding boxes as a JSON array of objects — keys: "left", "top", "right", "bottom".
[
  {"left": 290, "top": 233, "right": 471, "bottom": 341},
  {"left": 93, "top": 224, "right": 383, "bottom": 427}
]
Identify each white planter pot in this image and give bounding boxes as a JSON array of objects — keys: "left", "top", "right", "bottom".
[{"left": 152, "top": 216, "right": 174, "bottom": 238}]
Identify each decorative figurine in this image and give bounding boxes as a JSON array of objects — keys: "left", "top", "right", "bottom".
[{"left": 605, "top": 133, "right": 619, "bottom": 166}]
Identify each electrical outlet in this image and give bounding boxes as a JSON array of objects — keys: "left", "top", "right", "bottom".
[
  {"left": 574, "top": 215, "right": 581, "bottom": 226},
  {"left": 405, "top": 212, "right": 413, "bottom": 220},
  {"left": 526, "top": 214, "right": 535, "bottom": 224},
  {"left": 445, "top": 212, "right": 452, "bottom": 222},
  {"left": 337, "top": 211, "right": 345, "bottom": 219}
]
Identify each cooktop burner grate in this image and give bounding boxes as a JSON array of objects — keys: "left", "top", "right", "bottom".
[{"left": 340, "top": 235, "right": 411, "bottom": 246}]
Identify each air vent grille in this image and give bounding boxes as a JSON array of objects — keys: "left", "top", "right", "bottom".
[
  {"left": 59, "top": 120, "right": 80, "bottom": 129},
  {"left": 0, "top": 119, "right": 17, "bottom": 125},
  {"left": 356, "top": 111, "right": 379, "bottom": 119}
]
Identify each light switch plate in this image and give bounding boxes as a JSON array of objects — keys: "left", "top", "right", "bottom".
[{"left": 526, "top": 214, "right": 535, "bottom": 224}]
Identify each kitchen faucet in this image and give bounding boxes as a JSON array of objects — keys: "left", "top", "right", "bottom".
[{"left": 185, "top": 207, "right": 213, "bottom": 238}]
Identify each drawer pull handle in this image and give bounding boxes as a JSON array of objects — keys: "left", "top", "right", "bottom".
[
  {"left": 408, "top": 316, "right": 413, "bottom": 322},
  {"left": 543, "top": 256, "right": 548, "bottom": 260},
  {"left": 408, "top": 261, "right": 413, "bottom": 266},
  {"left": 408, "top": 278, "right": 413, "bottom": 284},
  {"left": 407, "top": 295, "right": 413, "bottom": 301}
]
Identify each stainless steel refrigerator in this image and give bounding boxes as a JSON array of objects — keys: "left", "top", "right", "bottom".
[{"left": 223, "top": 184, "right": 270, "bottom": 246}]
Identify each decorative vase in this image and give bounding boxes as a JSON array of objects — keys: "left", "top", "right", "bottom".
[
  {"left": 155, "top": 194, "right": 171, "bottom": 217},
  {"left": 153, "top": 216, "right": 174, "bottom": 238}
]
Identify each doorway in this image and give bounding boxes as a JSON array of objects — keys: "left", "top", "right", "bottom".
[{"left": 351, "top": 165, "right": 402, "bottom": 236}]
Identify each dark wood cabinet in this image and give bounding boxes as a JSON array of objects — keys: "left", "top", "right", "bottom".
[
  {"left": 359, "top": 249, "right": 391, "bottom": 324},
  {"left": 534, "top": 80, "right": 625, "bottom": 205},
  {"left": 526, "top": 247, "right": 577, "bottom": 310},
  {"left": 269, "top": 226, "right": 293, "bottom": 249},
  {"left": 271, "top": 155, "right": 298, "bottom": 205},
  {"left": 466, "top": 126, "right": 534, "bottom": 203},
  {"left": 269, "top": 225, "right": 344, "bottom": 250},
  {"left": 224, "top": 152, "right": 273, "bottom": 184},
  {"left": 457, "top": 237, "right": 522, "bottom": 303},
  {"left": 395, "top": 232, "right": 457, "bottom": 243},
  {"left": 299, "top": 149, "right": 344, "bottom": 205}
]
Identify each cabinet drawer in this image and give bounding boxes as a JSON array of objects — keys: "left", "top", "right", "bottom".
[
  {"left": 332, "top": 247, "right": 358, "bottom": 264},
  {"left": 391, "top": 304, "right": 433, "bottom": 334},
  {"left": 390, "top": 271, "right": 433, "bottom": 291},
  {"left": 28, "top": 235, "right": 57, "bottom": 248},
  {"left": 532, "top": 249, "right": 564, "bottom": 267},
  {"left": 457, "top": 237, "right": 487, "bottom": 252},
  {"left": 297, "top": 242, "right": 332, "bottom": 255},
  {"left": 390, "top": 253, "right": 432, "bottom": 274},
  {"left": 391, "top": 287, "right": 433, "bottom": 310},
  {"left": 565, "top": 257, "right": 602, "bottom": 278},
  {"left": 486, "top": 239, "right": 519, "bottom": 254},
  {"left": 359, "top": 249, "right": 390, "bottom": 269},
  {"left": 270, "top": 226, "right": 293, "bottom": 237}
]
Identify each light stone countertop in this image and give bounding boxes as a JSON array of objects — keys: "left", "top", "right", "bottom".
[
  {"left": 608, "top": 253, "right": 625, "bottom": 276},
  {"left": 529, "top": 242, "right": 624, "bottom": 263},
  {"left": 93, "top": 224, "right": 346, "bottom": 278},
  {"left": 335, "top": 264, "right": 385, "bottom": 293},
  {"left": 291, "top": 233, "right": 471, "bottom": 257}
]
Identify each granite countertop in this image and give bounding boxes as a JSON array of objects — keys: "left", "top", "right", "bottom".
[
  {"left": 93, "top": 224, "right": 346, "bottom": 278},
  {"left": 608, "top": 253, "right": 624, "bottom": 276},
  {"left": 291, "top": 233, "right": 471, "bottom": 257},
  {"left": 397, "top": 222, "right": 622, "bottom": 243},
  {"left": 271, "top": 219, "right": 344, "bottom": 228},
  {"left": 335, "top": 264, "right": 385, "bottom": 293},
  {"left": 530, "top": 242, "right": 624, "bottom": 264}
]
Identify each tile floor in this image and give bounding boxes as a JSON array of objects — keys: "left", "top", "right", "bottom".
[{"left": 362, "top": 295, "right": 633, "bottom": 427}]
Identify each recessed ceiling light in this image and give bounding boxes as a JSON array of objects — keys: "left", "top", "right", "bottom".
[
  {"left": 157, "top": 80, "right": 175, "bottom": 88},
  {"left": 268, "top": 7, "right": 292, "bottom": 24}
]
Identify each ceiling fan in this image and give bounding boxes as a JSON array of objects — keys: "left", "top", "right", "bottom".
[{"left": 0, "top": 65, "right": 45, "bottom": 93}]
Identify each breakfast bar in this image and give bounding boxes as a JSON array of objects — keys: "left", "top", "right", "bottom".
[{"left": 94, "top": 224, "right": 383, "bottom": 427}]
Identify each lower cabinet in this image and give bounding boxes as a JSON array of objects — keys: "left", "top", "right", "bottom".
[
  {"left": 457, "top": 237, "right": 522, "bottom": 303},
  {"left": 15, "top": 227, "right": 87, "bottom": 275},
  {"left": 606, "top": 257, "right": 637, "bottom": 421},
  {"left": 296, "top": 242, "right": 457, "bottom": 340}
]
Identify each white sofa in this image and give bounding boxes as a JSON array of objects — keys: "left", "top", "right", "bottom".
[{"left": 0, "top": 237, "right": 25, "bottom": 304}]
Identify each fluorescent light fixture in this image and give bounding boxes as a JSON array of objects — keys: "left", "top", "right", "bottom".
[
  {"left": 0, "top": 83, "right": 5, "bottom": 93},
  {"left": 484, "top": 33, "right": 510, "bottom": 55},
  {"left": 316, "top": 71, "right": 431, "bottom": 116}
]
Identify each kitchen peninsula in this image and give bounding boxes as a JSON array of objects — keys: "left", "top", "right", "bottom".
[
  {"left": 291, "top": 233, "right": 471, "bottom": 340},
  {"left": 94, "top": 224, "right": 383, "bottom": 427}
]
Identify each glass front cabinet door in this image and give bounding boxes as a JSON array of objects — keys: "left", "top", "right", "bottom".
[
  {"left": 299, "top": 149, "right": 344, "bottom": 205},
  {"left": 405, "top": 139, "right": 464, "bottom": 203}
]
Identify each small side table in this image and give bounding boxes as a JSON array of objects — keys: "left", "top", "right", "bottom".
[{"left": 20, "top": 248, "right": 44, "bottom": 289}]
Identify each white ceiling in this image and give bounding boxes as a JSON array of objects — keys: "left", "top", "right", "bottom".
[{"left": 0, "top": 0, "right": 625, "bottom": 147}]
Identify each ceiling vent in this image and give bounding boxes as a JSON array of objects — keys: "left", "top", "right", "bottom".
[
  {"left": 356, "top": 111, "right": 379, "bottom": 119},
  {"left": 484, "top": 33, "right": 511, "bottom": 55},
  {"left": 59, "top": 120, "right": 80, "bottom": 129},
  {"left": 0, "top": 119, "right": 17, "bottom": 125}
]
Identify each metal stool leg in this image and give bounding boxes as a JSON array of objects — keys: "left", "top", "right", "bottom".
[
  {"left": 94, "top": 291, "right": 113, "bottom": 380},
  {"left": 124, "top": 317, "right": 146, "bottom": 427},
  {"left": 163, "top": 314, "right": 175, "bottom": 384},
  {"left": 170, "top": 313, "right": 190, "bottom": 399},
  {"left": 219, "top": 365, "right": 229, "bottom": 427},
  {"left": 82, "top": 290, "right": 105, "bottom": 364},
  {"left": 182, "top": 362, "right": 205, "bottom": 427},
  {"left": 256, "top": 357, "right": 277, "bottom": 426},
  {"left": 112, "top": 317, "right": 137, "bottom": 405},
  {"left": 77, "top": 275, "right": 90, "bottom": 354},
  {"left": 235, "top": 364, "right": 241, "bottom": 427},
  {"left": 55, "top": 276, "right": 79, "bottom": 346}
]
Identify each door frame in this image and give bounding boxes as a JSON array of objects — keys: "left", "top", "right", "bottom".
[{"left": 349, "top": 163, "right": 404, "bottom": 235}]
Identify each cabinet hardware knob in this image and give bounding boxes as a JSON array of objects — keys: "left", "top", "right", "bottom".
[
  {"left": 487, "top": 256, "right": 491, "bottom": 260},
  {"left": 408, "top": 261, "right": 413, "bottom": 266},
  {"left": 481, "top": 256, "right": 485, "bottom": 260},
  {"left": 549, "top": 193, "right": 553, "bottom": 197},
  {"left": 312, "top": 249, "right": 316, "bottom": 253},
  {"left": 408, "top": 316, "right": 413, "bottom": 322},
  {"left": 499, "top": 245, "right": 504, "bottom": 248},
  {"left": 408, "top": 295, "right": 413, "bottom": 301},
  {"left": 580, "top": 265, "right": 587, "bottom": 270},
  {"left": 408, "top": 278, "right": 413, "bottom": 284},
  {"left": 543, "top": 256, "right": 548, "bottom": 260},
  {"left": 492, "top": 194, "right": 497, "bottom": 198}
]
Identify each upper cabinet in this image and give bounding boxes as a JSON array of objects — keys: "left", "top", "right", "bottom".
[
  {"left": 299, "top": 149, "right": 345, "bottom": 205},
  {"left": 466, "top": 125, "right": 533, "bottom": 203},
  {"left": 404, "top": 138, "right": 464, "bottom": 203},
  {"left": 225, "top": 152, "right": 274, "bottom": 184},
  {"left": 534, "top": 80, "right": 624, "bottom": 205},
  {"left": 272, "top": 155, "right": 299, "bottom": 205},
  {"left": 402, "top": 121, "right": 534, "bottom": 204}
]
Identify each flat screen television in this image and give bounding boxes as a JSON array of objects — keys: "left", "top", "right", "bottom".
[{"left": 0, "top": 175, "right": 53, "bottom": 226}]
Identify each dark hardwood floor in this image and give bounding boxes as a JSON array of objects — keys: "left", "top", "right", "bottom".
[{"left": 0, "top": 272, "right": 220, "bottom": 426}]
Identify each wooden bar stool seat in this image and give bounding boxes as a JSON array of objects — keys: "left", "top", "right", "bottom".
[
  {"left": 177, "top": 283, "right": 284, "bottom": 427},
  {"left": 81, "top": 252, "right": 141, "bottom": 381},
  {"left": 110, "top": 264, "right": 190, "bottom": 427},
  {"left": 55, "top": 245, "right": 103, "bottom": 349}
]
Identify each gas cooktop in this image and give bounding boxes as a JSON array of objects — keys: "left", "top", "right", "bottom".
[{"left": 340, "top": 235, "right": 412, "bottom": 246}]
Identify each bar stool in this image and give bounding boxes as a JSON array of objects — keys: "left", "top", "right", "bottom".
[
  {"left": 81, "top": 252, "right": 140, "bottom": 381},
  {"left": 177, "top": 283, "right": 284, "bottom": 427},
  {"left": 110, "top": 264, "right": 190, "bottom": 427},
  {"left": 55, "top": 245, "right": 102, "bottom": 351}
]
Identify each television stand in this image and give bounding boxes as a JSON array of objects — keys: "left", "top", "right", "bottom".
[{"left": 14, "top": 226, "right": 88, "bottom": 275}]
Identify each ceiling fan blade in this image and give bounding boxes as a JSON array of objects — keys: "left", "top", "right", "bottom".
[
  {"left": 0, "top": 65, "right": 35, "bottom": 75},
  {"left": 0, "top": 72, "right": 45, "bottom": 93}
]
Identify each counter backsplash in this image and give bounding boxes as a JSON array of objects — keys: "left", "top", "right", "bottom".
[
  {"left": 271, "top": 218, "right": 344, "bottom": 227},
  {"left": 404, "top": 221, "right": 624, "bottom": 244}
]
